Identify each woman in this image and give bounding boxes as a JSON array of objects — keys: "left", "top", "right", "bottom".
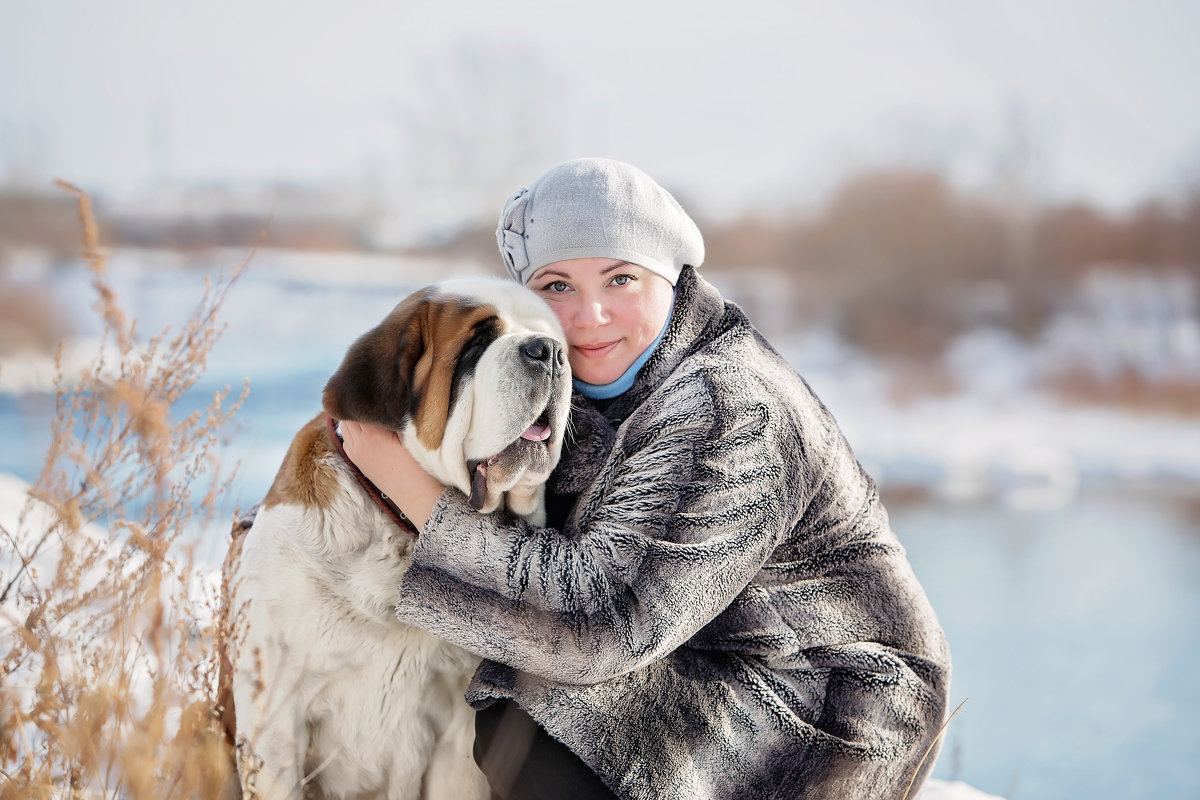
[{"left": 342, "top": 158, "right": 951, "bottom": 800}]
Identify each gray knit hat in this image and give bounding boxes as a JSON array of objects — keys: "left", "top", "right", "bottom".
[{"left": 496, "top": 157, "right": 704, "bottom": 286}]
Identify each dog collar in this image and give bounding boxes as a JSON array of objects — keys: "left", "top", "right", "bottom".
[{"left": 326, "top": 415, "right": 419, "bottom": 536}]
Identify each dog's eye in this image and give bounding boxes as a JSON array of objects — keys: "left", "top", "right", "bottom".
[
  {"left": 456, "top": 338, "right": 489, "bottom": 371},
  {"left": 450, "top": 319, "right": 500, "bottom": 409},
  {"left": 462, "top": 340, "right": 486, "bottom": 358}
]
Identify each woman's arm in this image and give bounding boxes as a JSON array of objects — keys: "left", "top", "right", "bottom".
[
  {"left": 339, "top": 420, "right": 443, "bottom": 530},
  {"left": 393, "top": 376, "right": 804, "bottom": 686}
]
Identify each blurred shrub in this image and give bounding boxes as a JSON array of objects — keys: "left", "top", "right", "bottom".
[
  {"left": 1039, "top": 199, "right": 1200, "bottom": 276},
  {"left": 703, "top": 168, "right": 1200, "bottom": 359},
  {"left": 0, "top": 287, "right": 70, "bottom": 357},
  {"left": 0, "top": 190, "right": 87, "bottom": 254}
]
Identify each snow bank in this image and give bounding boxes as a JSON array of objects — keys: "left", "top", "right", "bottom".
[
  {"left": 0, "top": 470, "right": 112, "bottom": 591},
  {"left": 0, "top": 472, "right": 223, "bottom": 634},
  {"left": 773, "top": 327, "right": 1200, "bottom": 508},
  {"left": 1036, "top": 267, "right": 1200, "bottom": 383},
  {"left": 918, "top": 780, "right": 1006, "bottom": 800}
]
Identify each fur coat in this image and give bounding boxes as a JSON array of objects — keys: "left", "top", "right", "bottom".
[{"left": 395, "top": 267, "right": 951, "bottom": 799}]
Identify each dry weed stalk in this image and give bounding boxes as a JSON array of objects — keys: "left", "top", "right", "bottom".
[
  {"left": 0, "top": 182, "right": 253, "bottom": 798},
  {"left": 900, "top": 698, "right": 967, "bottom": 800}
]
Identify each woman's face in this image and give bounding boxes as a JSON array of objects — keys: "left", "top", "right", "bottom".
[{"left": 529, "top": 257, "right": 675, "bottom": 385}]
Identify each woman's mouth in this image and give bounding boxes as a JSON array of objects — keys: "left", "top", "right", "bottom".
[{"left": 572, "top": 340, "right": 621, "bottom": 359}]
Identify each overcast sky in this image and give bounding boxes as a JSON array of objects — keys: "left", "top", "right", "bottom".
[{"left": 2, "top": 0, "right": 1198, "bottom": 221}]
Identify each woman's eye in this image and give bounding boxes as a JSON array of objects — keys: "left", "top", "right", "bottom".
[
  {"left": 611, "top": 274, "right": 635, "bottom": 286},
  {"left": 550, "top": 280, "right": 569, "bottom": 293}
]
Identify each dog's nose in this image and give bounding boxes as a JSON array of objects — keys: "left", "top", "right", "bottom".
[
  {"left": 520, "top": 336, "right": 564, "bottom": 373},
  {"left": 521, "top": 338, "right": 550, "bottom": 363}
]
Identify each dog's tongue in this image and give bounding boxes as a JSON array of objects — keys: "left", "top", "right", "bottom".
[{"left": 520, "top": 422, "right": 551, "bottom": 442}]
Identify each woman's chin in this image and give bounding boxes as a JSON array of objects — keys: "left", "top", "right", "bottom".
[
  {"left": 572, "top": 364, "right": 626, "bottom": 386},
  {"left": 575, "top": 371, "right": 615, "bottom": 386}
]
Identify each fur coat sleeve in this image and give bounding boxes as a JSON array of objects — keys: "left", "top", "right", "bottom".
[
  {"left": 395, "top": 268, "right": 951, "bottom": 800},
  {"left": 403, "top": 376, "right": 800, "bottom": 684}
]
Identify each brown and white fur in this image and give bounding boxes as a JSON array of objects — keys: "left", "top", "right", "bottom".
[{"left": 224, "top": 278, "right": 572, "bottom": 800}]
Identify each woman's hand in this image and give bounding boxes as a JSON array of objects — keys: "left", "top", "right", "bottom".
[{"left": 339, "top": 421, "right": 444, "bottom": 530}]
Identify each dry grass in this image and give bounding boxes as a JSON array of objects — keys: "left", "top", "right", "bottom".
[
  {"left": 0, "top": 182, "right": 251, "bottom": 798},
  {"left": 901, "top": 699, "right": 968, "bottom": 800}
]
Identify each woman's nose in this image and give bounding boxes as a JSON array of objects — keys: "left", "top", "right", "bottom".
[{"left": 574, "top": 300, "right": 608, "bottom": 328}]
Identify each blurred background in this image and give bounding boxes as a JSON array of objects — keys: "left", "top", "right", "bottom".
[{"left": 1, "top": 2, "right": 1198, "bottom": 798}]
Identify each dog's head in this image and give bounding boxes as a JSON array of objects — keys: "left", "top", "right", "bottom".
[{"left": 322, "top": 278, "right": 572, "bottom": 518}]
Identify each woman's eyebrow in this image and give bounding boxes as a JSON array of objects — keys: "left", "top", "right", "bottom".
[{"left": 533, "top": 261, "right": 632, "bottom": 283}]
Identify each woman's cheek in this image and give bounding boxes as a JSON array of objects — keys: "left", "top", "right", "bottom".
[{"left": 549, "top": 303, "right": 574, "bottom": 336}]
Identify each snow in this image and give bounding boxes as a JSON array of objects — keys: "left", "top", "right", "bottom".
[
  {"left": 1035, "top": 267, "right": 1200, "bottom": 383},
  {"left": 770, "top": 326, "right": 1200, "bottom": 509},
  {"left": 918, "top": 780, "right": 1007, "bottom": 800},
  {"left": 0, "top": 473, "right": 223, "bottom": 635}
]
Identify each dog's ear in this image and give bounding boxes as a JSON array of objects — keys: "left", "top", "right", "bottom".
[
  {"left": 322, "top": 291, "right": 426, "bottom": 429},
  {"left": 322, "top": 290, "right": 499, "bottom": 449}
]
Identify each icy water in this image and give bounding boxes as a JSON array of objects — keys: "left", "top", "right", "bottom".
[
  {"left": 892, "top": 491, "right": 1200, "bottom": 799},
  {"left": 2, "top": 251, "right": 1198, "bottom": 799}
]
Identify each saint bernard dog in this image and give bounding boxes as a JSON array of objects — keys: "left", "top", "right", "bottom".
[{"left": 223, "top": 278, "right": 572, "bottom": 800}]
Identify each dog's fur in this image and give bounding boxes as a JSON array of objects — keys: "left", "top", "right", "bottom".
[{"left": 224, "top": 278, "right": 572, "bottom": 800}]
